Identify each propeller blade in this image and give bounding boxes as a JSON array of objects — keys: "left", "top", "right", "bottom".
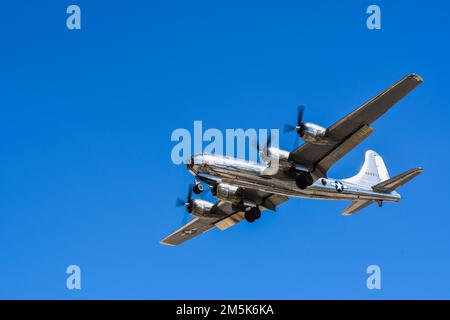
[
  {"left": 297, "top": 105, "right": 305, "bottom": 126},
  {"left": 267, "top": 134, "right": 272, "bottom": 148},
  {"left": 283, "top": 124, "right": 296, "bottom": 133},
  {"left": 176, "top": 198, "right": 185, "bottom": 207},
  {"left": 175, "top": 184, "right": 200, "bottom": 226},
  {"left": 180, "top": 209, "right": 189, "bottom": 226},
  {"left": 292, "top": 134, "right": 300, "bottom": 150},
  {"left": 255, "top": 134, "right": 273, "bottom": 159},
  {"left": 283, "top": 105, "right": 306, "bottom": 137},
  {"left": 251, "top": 138, "right": 260, "bottom": 153},
  {"left": 187, "top": 184, "right": 193, "bottom": 202}
]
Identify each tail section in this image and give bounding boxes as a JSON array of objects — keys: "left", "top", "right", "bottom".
[
  {"left": 342, "top": 150, "right": 423, "bottom": 216},
  {"left": 343, "top": 150, "right": 390, "bottom": 187}
]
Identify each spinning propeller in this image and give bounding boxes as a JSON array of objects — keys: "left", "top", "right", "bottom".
[
  {"left": 176, "top": 184, "right": 194, "bottom": 225},
  {"left": 254, "top": 133, "right": 272, "bottom": 155},
  {"left": 176, "top": 183, "right": 211, "bottom": 225},
  {"left": 283, "top": 105, "right": 306, "bottom": 137}
]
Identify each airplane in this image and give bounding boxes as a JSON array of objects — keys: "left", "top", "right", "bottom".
[{"left": 161, "top": 73, "right": 424, "bottom": 246}]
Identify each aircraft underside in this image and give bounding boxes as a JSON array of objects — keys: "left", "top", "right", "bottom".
[
  {"left": 161, "top": 74, "right": 423, "bottom": 246},
  {"left": 194, "top": 166, "right": 400, "bottom": 203}
]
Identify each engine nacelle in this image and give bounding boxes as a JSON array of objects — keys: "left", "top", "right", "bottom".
[
  {"left": 214, "top": 183, "right": 243, "bottom": 202},
  {"left": 259, "top": 147, "right": 291, "bottom": 174},
  {"left": 264, "top": 147, "right": 290, "bottom": 162},
  {"left": 189, "top": 199, "right": 220, "bottom": 219},
  {"left": 300, "top": 122, "right": 329, "bottom": 145}
]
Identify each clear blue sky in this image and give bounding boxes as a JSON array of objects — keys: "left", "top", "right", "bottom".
[{"left": 1, "top": 1, "right": 449, "bottom": 299}]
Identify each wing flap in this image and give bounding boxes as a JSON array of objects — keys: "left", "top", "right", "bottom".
[
  {"left": 313, "top": 125, "right": 373, "bottom": 178},
  {"left": 215, "top": 193, "right": 288, "bottom": 230},
  {"left": 215, "top": 212, "right": 245, "bottom": 231}
]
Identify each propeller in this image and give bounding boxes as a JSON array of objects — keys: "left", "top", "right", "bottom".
[
  {"left": 283, "top": 105, "right": 306, "bottom": 137},
  {"left": 255, "top": 134, "right": 272, "bottom": 154},
  {"left": 252, "top": 133, "right": 272, "bottom": 161},
  {"left": 176, "top": 184, "right": 194, "bottom": 225}
]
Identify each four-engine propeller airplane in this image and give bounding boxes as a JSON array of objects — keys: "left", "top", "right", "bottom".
[{"left": 161, "top": 74, "right": 424, "bottom": 246}]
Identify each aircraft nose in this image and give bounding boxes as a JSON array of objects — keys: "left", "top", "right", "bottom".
[
  {"left": 186, "top": 155, "right": 205, "bottom": 173},
  {"left": 186, "top": 155, "right": 195, "bottom": 170}
]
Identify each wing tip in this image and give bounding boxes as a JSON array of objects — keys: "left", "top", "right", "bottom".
[
  {"left": 414, "top": 166, "right": 424, "bottom": 174},
  {"left": 409, "top": 73, "right": 424, "bottom": 83},
  {"left": 160, "top": 240, "right": 177, "bottom": 246}
]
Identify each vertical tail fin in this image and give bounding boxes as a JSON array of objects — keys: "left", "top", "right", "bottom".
[{"left": 343, "top": 150, "right": 389, "bottom": 187}]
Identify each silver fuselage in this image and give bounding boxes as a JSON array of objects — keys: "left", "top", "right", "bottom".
[{"left": 187, "top": 154, "right": 400, "bottom": 202}]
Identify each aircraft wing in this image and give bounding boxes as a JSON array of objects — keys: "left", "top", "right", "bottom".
[
  {"left": 160, "top": 192, "right": 288, "bottom": 246},
  {"left": 160, "top": 217, "right": 218, "bottom": 246},
  {"left": 289, "top": 74, "right": 423, "bottom": 178}
]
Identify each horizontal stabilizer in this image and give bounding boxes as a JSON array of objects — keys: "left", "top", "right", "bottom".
[
  {"left": 342, "top": 200, "right": 373, "bottom": 216},
  {"left": 372, "top": 167, "right": 423, "bottom": 193}
]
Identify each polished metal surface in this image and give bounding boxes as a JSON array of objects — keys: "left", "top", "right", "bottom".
[
  {"left": 161, "top": 74, "right": 424, "bottom": 246},
  {"left": 187, "top": 153, "right": 401, "bottom": 202},
  {"left": 300, "top": 122, "right": 328, "bottom": 144}
]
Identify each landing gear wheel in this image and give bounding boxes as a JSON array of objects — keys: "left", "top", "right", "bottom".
[
  {"left": 245, "top": 211, "right": 256, "bottom": 223},
  {"left": 244, "top": 207, "right": 261, "bottom": 223},
  {"left": 193, "top": 183, "right": 204, "bottom": 195},
  {"left": 296, "top": 172, "right": 313, "bottom": 190},
  {"left": 295, "top": 178, "right": 308, "bottom": 190}
]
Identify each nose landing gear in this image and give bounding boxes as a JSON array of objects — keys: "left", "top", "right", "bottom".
[{"left": 192, "top": 183, "right": 204, "bottom": 195}]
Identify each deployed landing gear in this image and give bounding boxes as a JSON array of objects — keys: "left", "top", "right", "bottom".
[
  {"left": 295, "top": 172, "right": 313, "bottom": 190},
  {"left": 244, "top": 207, "right": 261, "bottom": 223},
  {"left": 192, "top": 183, "right": 204, "bottom": 195}
]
